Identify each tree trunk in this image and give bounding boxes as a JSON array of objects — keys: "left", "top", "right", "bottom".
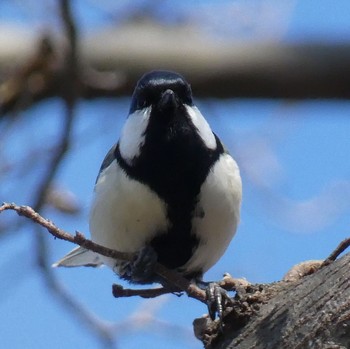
[{"left": 202, "top": 253, "right": 350, "bottom": 349}]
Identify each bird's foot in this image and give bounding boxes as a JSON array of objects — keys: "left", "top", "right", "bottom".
[
  {"left": 115, "top": 246, "right": 158, "bottom": 284},
  {"left": 206, "top": 282, "right": 232, "bottom": 321},
  {"left": 196, "top": 280, "right": 232, "bottom": 321}
]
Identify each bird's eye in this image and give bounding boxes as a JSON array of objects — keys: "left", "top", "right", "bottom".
[
  {"left": 179, "top": 87, "right": 192, "bottom": 105},
  {"left": 184, "top": 95, "right": 192, "bottom": 105},
  {"left": 137, "top": 97, "right": 147, "bottom": 109}
]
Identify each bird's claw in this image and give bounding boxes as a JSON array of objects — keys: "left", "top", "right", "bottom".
[
  {"left": 116, "top": 245, "right": 158, "bottom": 284},
  {"left": 206, "top": 282, "right": 231, "bottom": 321}
]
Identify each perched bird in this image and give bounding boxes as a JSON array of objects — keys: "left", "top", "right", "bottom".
[{"left": 54, "top": 70, "right": 242, "bottom": 318}]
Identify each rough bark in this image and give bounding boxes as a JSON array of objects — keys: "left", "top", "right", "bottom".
[{"left": 201, "top": 253, "right": 350, "bottom": 349}]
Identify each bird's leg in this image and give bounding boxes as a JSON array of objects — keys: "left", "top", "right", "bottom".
[
  {"left": 206, "top": 282, "right": 231, "bottom": 320},
  {"left": 115, "top": 245, "right": 158, "bottom": 284},
  {"left": 196, "top": 280, "right": 232, "bottom": 321}
]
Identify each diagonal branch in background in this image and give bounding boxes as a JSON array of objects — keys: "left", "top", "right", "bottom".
[
  {"left": 0, "top": 37, "right": 56, "bottom": 116},
  {"left": 27, "top": 2, "right": 120, "bottom": 348},
  {"left": 0, "top": 202, "right": 206, "bottom": 303},
  {"left": 0, "top": 1, "right": 123, "bottom": 117},
  {"left": 0, "top": 36, "right": 123, "bottom": 117}
]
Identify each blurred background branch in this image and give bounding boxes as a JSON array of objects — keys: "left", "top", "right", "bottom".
[
  {"left": 2, "top": 20, "right": 350, "bottom": 117},
  {"left": 2, "top": 32, "right": 350, "bottom": 117},
  {"left": 26, "top": 1, "right": 120, "bottom": 348}
]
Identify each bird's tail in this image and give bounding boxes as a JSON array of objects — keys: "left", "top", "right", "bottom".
[{"left": 52, "top": 246, "right": 103, "bottom": 268}]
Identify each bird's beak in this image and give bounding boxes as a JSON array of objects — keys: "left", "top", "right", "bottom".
[{"left": 158, "top": 89, "right": 178, "bottom": 112}]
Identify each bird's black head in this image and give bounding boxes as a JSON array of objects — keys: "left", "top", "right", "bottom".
[{"left": 129, "top": 70, "right": 193, "bottom": 114}]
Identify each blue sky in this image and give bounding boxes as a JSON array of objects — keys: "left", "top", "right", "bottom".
[{"left": 1, "top": 1, "right": 350, "bottom": 349}]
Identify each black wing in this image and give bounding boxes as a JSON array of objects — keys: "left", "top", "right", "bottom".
[{"left": 95, "top": 143, "right": 117, "bottom": 183}]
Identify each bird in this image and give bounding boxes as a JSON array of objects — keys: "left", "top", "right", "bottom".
[{"left": 54, "top": 70, "right": 242, "bottom": 319}]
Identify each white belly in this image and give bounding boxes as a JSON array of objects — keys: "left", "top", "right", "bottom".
[
  {"left": 89, "top": 160, "right": 169, "bottom": 268},
  {"left": 89, "top": 153, "right": 242, "bottom": 274},
  {"left": 181, "top": 153, "right": 242, "bottom": 274}
]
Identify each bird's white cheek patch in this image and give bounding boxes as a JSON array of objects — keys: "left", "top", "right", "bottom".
[
  {"left": 185, "top": 105, "right": 216, "bottom": 150},
  {"left": 119, "top": 107, "right": 151, "bottom": 164}
]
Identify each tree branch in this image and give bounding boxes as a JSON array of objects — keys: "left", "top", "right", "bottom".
[
  {"left": 112, "top": 284, "right": 176, "bottom": 299},
  {"left": 0, "top": 203, "right": 206, "bottom": 302},
  {"left": 2, "top": 22, "right": 350, "bottom": 117},
  {"left": 322, "top": 237, "right": 350, "bottom": 267},
  {"left": 210, "top": 251, "right": 350, "bottom": 349}
]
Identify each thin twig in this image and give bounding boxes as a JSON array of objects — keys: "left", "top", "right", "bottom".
[
  {"left": 112, "top": 284, "right": 177, "bottom": 299},
  {"left": 322, "top": 237, "right": 350, "bottom": 267},
  {"left": 0, "top": 203, "right": 134, "bottom": 260},
  {"left": 0, "top": 203, "right": 206, "bottom": 302}
]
